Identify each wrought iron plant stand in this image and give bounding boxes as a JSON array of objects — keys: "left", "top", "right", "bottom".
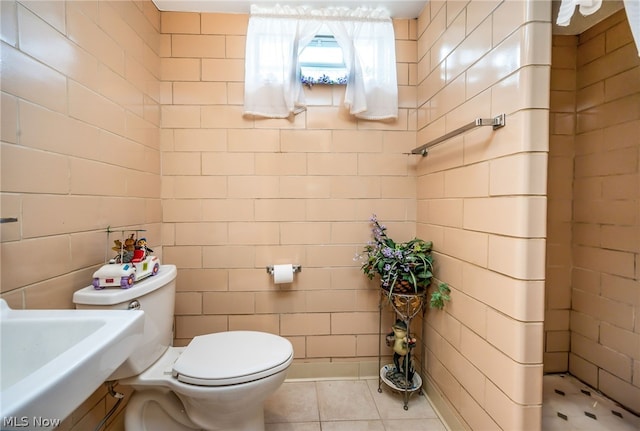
[{"left": 377, "top": 288, "right": 427, "bottom": 410}]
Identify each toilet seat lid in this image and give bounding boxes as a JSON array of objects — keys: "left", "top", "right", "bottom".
[{"left": 172, "top": 331, "right": 293, "bottom": 386}]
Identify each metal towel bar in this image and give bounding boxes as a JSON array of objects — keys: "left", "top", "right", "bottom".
[{"left": 410, "top": 113, "right": 506, "bottom": 157}]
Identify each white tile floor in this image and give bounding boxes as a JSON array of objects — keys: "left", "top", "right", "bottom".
[
  {"left": 264, "top": 379, "right": 447, "bottom": 431},
  {"left": 264, "top": 374, "right": 640, "bottom": 431},
  {"left": 542, "top": 374, "right": 640, "bottom": 431}
]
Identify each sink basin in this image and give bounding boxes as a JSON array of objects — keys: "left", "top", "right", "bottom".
[{"left": 0, "top": 299, "right": 144, "bottom": 426}]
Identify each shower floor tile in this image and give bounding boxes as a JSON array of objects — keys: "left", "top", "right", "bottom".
[
  {"left": 543, "top": 374, "right": 640, "bottom": 431},
  {"left": 265, "top": 379, "right": 447, "bottom": 431}
]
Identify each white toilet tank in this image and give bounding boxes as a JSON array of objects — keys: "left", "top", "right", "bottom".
[{"left": 73, "top": 264, "right": 177, "bottom": 380}]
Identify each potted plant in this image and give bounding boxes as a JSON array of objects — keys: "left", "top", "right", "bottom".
[{"left": 359, "top": 215, "right": 450, "bottom": 309}]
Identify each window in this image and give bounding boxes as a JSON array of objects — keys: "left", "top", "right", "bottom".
[
  {"left": 299, "top": 35, "right": 348, "bottom": 85},
  {"left": 244, "top": 5, "right": 398, "bottom": 120}
]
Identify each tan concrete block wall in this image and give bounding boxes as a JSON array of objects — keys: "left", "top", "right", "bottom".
[
  {"left": 416, "top": 1, "right": 550, "bottom": 429},
  {"left": 159, "top": 10, "right": 420, "bottom": 375},
  {"left": 545, "top": 34, "right": 577, "bottom": 373},
  {"left": 568, "top": 10, "right": 640, "bottom": 414},
  {"left": 0, "top": 1, "right": 162, "bottom": 429}
]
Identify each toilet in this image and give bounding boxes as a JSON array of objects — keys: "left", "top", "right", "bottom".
[{"left": 73, "top": 265, "right": 293, "bottom": 431}]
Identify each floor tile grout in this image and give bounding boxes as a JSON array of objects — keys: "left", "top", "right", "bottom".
[
  {"left": 265, "top": 379, "right": 447, "bottom": 431},
  {"left": 267, "top": 374, "right": 640, "bottom": 430}
]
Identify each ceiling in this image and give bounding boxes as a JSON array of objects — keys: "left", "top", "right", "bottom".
[
  {"left": 152, "top": 0, "right": 625, "bottom": 33},
  {"left": 152, "top": 0, "right": 427, "bottom": 18}
]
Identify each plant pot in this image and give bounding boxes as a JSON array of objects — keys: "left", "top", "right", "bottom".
[{"left": 381, "top": 284, "right": 427, "bottom": 319}]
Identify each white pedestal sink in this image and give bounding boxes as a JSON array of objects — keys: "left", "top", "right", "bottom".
[{"left": 0, "top": 299, "right": 144, "bottom": 429}]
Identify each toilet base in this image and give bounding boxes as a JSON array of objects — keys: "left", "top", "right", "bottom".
[
  {"left": 124, "top": 388, "right": 268, "bottom": 431},
  {"left": 125, "top": 390, "right": 200, "bottom": 430}
]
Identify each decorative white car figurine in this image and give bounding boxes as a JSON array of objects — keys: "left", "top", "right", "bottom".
[{"left": 92, "top": 229, "right": 160, "bottom": 289}]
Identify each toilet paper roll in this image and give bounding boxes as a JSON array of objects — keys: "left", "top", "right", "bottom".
[{"left": 273, "top": 264, "right": 294, "bottom": 284}]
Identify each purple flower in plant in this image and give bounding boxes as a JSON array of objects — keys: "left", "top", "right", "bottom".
[{"left": 360, "top": 214, "right": 441, "bottom": 298}]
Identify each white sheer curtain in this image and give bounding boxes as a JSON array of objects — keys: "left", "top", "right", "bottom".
[
  {"left": 243, "top": 5, "right": 398, "bottom": 120},
  {"left": 556, "top": 0, "right": 603, "bottom": 25},
  {"left": 556, "top": 0, "right": 640, "bottom": 56}
]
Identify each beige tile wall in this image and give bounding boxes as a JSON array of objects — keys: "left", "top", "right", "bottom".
[
  {"left": 568, "top": 10, "right": 640, "bottom": 414},
  {"left": 13, "top": 0, "right": 635, "bottom": 430},
  {"left": 416, "top": 1, "right": 550, "bottom": 429},
  {"left": 1, "top": 0, "right": 162, "bottom": 306},
  {"left": 0, "top": 1, "right": 161, "bottom": 429},
  {"left": 159, "top": 11, "right": 420, "bottom": 370},
  {"left": 545, "top": 34, "right": 577, "bottom": 373}
]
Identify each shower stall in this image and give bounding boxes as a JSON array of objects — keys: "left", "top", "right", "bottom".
[
  {"left": 416, "top": 1, "right": 638, "bottom": 429},
  {"left": 544, "top": 2, "right": 640, "bottom": 428}
]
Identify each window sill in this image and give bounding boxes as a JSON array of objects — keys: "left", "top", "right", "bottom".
[{"left": 301, "top": 75, "right": 348, "bottom": 87}]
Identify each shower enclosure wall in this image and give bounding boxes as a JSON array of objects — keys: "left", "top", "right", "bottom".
[{"left": 546, "top": 8, "right": 640, "bottom": 415}]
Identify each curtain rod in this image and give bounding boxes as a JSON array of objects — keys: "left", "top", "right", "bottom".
[{"left": 410, "top": 114, "right": 506, "bottom": 157}]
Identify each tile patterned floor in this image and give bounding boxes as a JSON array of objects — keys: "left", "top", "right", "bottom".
[
  {"left": 267, "top": 375, "right": 640, "bottom": 431},
  {"left": 542, "top": 374, "right": 640, "bottom": 431},
  {"left": 264, "top": 379, "right": 447, "bottom": 431}
]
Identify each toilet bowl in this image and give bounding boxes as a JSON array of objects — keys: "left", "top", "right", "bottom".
[
  {"left": 123, "top": 331, "right": 293, "bottom": 431},
  {"left": 73, "top": 265, "right": 293, "bottom": 431}
]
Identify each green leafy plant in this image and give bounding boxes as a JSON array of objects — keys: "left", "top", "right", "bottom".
[
  {"left": 429, "top": 282, "right": 451, "bottom": 310},
  {"left": 358, "top": 214, "right": 450, "bottom": 309}
]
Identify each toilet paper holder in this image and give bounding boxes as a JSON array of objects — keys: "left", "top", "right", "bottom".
[{"left": 266, "top": 265, "right": 302, "bottom": 274}]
